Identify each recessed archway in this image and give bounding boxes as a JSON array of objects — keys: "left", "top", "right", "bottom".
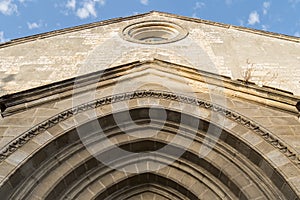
[{"left": 0, "top": 97, "right": 298, "bottom": 199}]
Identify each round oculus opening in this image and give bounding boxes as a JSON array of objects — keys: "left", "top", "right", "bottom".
[{"left": 121, "top": 21, "right": 188, "bottom": 44}]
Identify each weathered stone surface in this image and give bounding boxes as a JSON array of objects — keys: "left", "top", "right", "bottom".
[
  {"left": 0, "top": 12, "right": 299, "bottom": 97},
  {"left": 0, "top": 11, "right": 300, "bottom": 200}
]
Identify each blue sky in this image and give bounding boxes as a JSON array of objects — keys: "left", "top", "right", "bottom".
[{"left": 0, "top": 0, "right": 300, "bottom": 43}]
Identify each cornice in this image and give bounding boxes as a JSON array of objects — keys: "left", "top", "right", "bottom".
[
  {"left": 0, "top": 59, "right": 299, "bottom": 117},
  {"left": 154, "top": 11, "right": 300, "bottom": 43}
]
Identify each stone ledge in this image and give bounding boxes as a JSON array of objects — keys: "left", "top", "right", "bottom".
[{"left": 1, "top": 59, "right": 299, "bottom": 117}]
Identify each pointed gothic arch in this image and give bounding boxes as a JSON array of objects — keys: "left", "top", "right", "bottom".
[{"left": 0, "top": 90, "right": 299, "bottom": 199}]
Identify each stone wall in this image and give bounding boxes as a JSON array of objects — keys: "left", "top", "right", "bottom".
[
  {"left": 0, "top": 12, "right": 300, "bottom": 199},
  {"left": 0, "top": 12, "right": 299, "bottom": 96}
]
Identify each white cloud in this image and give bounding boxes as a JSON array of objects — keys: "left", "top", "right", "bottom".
[
  {"left": 77, "top": 1, "right": 96, "bottom": 18},
  {"left": 18, "top": 0, "right": 29, "bottom": 3},
  {"left": 225, "top": 0, "right": 232, "bottom": 5},
  {"left": 94, "top": 0, "right": 105, "bottom": 5},
  {"left": 289, "top": 0, "right": 300, "bottom": 5},
  {"left": 263, "top": 1, "right": 270, "bottom": 15},
  {"left": 27, "top": 21, "right": 42, "bottom": 29},
  {"left": 0, "top": 0, "right": 17, "bottom": 15},
  {"left": 76, "top": 0, "right": 105, "bottom": 19},
  {"left": 289, "top": 0, "right": 300, "bottom": 8},
  {"left": 140, "top": 0, "right": 148, "bottom": 5},
  {"left": 248, "top": 11, "right": 260, "bottom": 25},
  {"left": 294, "top": 32, "right": 300, "bottom": 37},
  {"left": 76, "top": 7, "right": 89, "bottom": 18},
  {"left": 238, "top": 19, "right": 244, "bottom": 26},
  {"left": 261, "top": 24, "right": 269, "bottom": 31},
  {"left": 0, "top": 31, "right": 9, "bottom": 43},
  {"left": 263, "top": 2, "right": 270, "bottom": 8},
  {"left": 194, "top": 2, "right": 205, "bottom": 9},
  {"left": 66, "top": 0, "right": 76, "bottom": 10}
]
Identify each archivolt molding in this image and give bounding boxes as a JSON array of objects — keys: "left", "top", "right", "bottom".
[
  {"left": 6, "top": 118, "right": 276, "bottom": 199},
  {"left": 0, "top": 90, "right": 299, "bottom": 169}
]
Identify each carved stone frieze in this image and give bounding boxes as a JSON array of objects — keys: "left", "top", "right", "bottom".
[{"left": 0, "top": 90, "right": 299, "bottom": 168}]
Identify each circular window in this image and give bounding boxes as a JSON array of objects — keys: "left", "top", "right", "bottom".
[{"left": 121, "top": 21, "right": 188, "bottom": 44}]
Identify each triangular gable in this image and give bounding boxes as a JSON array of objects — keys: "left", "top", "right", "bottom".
[{"left": 0, "top": 11, "right": 299, "bottom": 97}]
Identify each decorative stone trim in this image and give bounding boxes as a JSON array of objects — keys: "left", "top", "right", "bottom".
[
  {"left": 121, "top": 20, "right": 188, "bottom": 44},
  {"left": 0, "top": 90, "right": 299, "bottom": 168},
  {"left": 1, "top": 59, "right": 299, "bottom": 117}
]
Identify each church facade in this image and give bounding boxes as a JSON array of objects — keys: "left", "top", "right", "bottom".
[{"left": 0, "top": 11, "right": 300, "bottom": 199}]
